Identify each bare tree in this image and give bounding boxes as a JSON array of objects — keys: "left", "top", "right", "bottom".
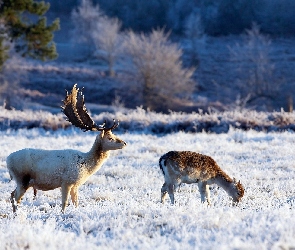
[
  {"left": 229, "top": 23, "right": 278, "bottom": 106},
  {"left": 0, "top": 19, "right": 19, "bottom": 109},
  {"left": 71, "top": 0, "right": 104, "bottom": 49},
  {"left": 71, "top": 0, "right": 122, "bottom": 77},
  {"left": 91, "top": 16, "right": 122, "bottom": 77},
  {"left": 0, "top": 55, "right": 27, "bottom": 110},
  {"left": 0, "top": 16, "right": 9, "bottom": 72},
  {"left": 184, "top": 11, "right": 206, "bottom": 66},
  {"left": 124, "top": 29, "right": 195, "bottom": 111}
]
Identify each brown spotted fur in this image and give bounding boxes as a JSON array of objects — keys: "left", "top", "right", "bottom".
[{"left": 159, "top": 151, "right": 244, "bottom": 205}]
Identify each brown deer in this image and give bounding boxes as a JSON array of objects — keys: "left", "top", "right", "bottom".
[
  {"left": 159, "top": 151, "right": 244, "bottom": 205},
  {"left": 7, "top": 84, "right": 127, "bottom": 213}
]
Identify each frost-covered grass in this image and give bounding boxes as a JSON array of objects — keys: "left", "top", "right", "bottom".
[
  {"left": 1, "top": 107, "right": 295, "bottom": 133},
  {"left": 0, "top": 127, "right": 295, "bottom": 249}
]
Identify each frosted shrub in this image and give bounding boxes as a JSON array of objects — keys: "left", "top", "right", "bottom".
[
  {"left": 71, "top": 0, "right": 123, "bottom": 76},
  {"left": 229, "top": 23, "right": 279, "bottom": 106},
  {"left": 184, "top": 12, "right": 206, "bottom": 66},
  {"left": 0, "top": 54, "right": 27, "bottom": 110},
  {"left": 91, "top": 16, "right": 122, "bottom": 77},
  {"left": 0, "top": 22, "right": 10, "bottom": 71},
  {"left": 71, "top": 0, "right": 104, "bottom": 50},
  {"left": 123, "top": 29, "right": 195, "bottom": 112}
]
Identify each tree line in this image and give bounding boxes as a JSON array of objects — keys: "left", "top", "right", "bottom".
[{"left": 49, "top": 0, "right": 295, "bottom": 36}]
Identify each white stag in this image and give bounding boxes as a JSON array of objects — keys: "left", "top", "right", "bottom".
[{"left": 7, "top": 84, "right": 127, "bottom": 212}]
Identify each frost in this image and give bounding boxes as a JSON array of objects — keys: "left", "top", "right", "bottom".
[{"left": 0, "top": 125, "right": 295, "bottom": 248}]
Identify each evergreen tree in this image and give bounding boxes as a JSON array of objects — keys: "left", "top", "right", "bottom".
[{"left": 0, "top": 0, "right": 59, "bottom": 70}]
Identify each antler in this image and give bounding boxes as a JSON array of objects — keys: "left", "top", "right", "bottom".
[
  {"left": 104, "top": 119, "right": 120, "bottom": 132},
  {"left": 61, "top": 84, "right": 119, "bottom": 132}
]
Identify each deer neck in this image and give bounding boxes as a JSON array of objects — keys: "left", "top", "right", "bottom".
[
  {"left": 213, "top": 173, "right": 237, "bottom": 199},
  {"left": 85, "top": 136, "right": 110, "bottom": 174}
]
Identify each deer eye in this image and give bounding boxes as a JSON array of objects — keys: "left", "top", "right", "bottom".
[{"left": 108, "top": 137, "right": 113, "bottom": 141}]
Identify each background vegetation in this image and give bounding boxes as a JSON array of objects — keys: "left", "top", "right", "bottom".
[
  {"left": 49, "top": 0, "right": 295, "bottom": 36},
  {"left": 0, "top": 0, "right": 294, "bottom": 113}
]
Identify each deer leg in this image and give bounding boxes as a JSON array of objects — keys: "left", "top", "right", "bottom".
[
  {"left": 167, "top": 183, "right": 177, "bottom": 205},
  {"left": 28, "top": 179, "right": 37, "bottom": 200},
  {"left": 161, "top": 182, "right": 168, "bottom": 203},
  {"left": 198, "top": 181, "right": 211, "bottom": 205},
  {"left": 33, "top": 188, "right": 37, "bottom": 200},
  {"left": 205, "top": 184, "right": 211, "bottom": 205},
  {"left": 70, "top": 187, "right": 79, "bottom": 207},
  {"left": 10, "top": 189, "right": 16, "bottom": 213},
  {"left": 15, "top": 185, "right": 28, "bottom": 204},
  {"left": 61, "top": 184, "right": 72, "bottom": 213},
  {"left": 10, "top": 185, "right": 28, "bottom": 213}
]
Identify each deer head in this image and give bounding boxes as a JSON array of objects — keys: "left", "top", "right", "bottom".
[
  {"left": 61, "top": 84, "right": 126, "bottom": 151},
  {"left": 232, "top": 178, "right": 244, "bottom": 202}
]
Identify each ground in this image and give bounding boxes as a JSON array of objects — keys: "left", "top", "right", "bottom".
[{"left": 0, "top": 128, "right": 295, "bottom": 249}]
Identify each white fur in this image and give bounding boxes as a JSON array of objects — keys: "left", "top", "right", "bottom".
[{"left": 7, "top": 130, "right": 126, "bottom": 212}]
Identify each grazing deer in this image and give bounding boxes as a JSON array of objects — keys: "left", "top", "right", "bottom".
[
  {"left": 159, "top": 151, "right": 244, "bottom": 205},
  {"left": 7, "top": 84, "right": 127, "bottom": 213}
]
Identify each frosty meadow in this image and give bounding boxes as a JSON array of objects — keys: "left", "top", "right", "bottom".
[
  {"left": 0, "top": 90, "right": 295, "bottom": 249},
  {"left": 0, "top": 119, "right": 295, "bottom": 248}
]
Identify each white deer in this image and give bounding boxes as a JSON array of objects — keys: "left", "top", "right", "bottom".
[
  {"left": 159, "top": 151, "right": 244, "bottom": 205},
  {"left": 7, "top": 84, "right": 127, "bottom": 213}
]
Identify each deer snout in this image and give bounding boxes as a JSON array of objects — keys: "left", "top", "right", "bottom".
[
  {"left": 121, "top": 140, "right": 127, "bottom": 147},
  {"left": 116, "top": 138, "right": 127, "bottom": 147}
]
